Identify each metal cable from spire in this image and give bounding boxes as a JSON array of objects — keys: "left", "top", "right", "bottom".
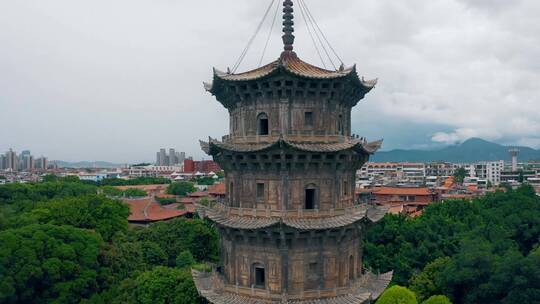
[
  {"left": 300, "top": 0, "right": 344, "bottom": 66},
  {"left": 232, "top": 0, "right": 276, "bottom": 73},
  {"left": 297, "top": 0, "right": 326, "bottom": 68},
  {"left": 298, "top": 0, "right": 336, "bottom": 69},
  {"left": 259, "top": 0, "right": 281, "bottom": 67}
]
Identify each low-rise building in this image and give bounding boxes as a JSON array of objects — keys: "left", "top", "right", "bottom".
[
  {"left": 474, "top": 161, "right": 504, "bottom": 185},
  {"left": 359, "top": 162, "right": 426, "bottom": 186},
  {"left": 128, "top": 165, "right": 182, "bottom": 178},
  {"left": 78, "top": 172, "right": 108, "bottom": 182},
  {"left": 371, "top": 186, "right": 439, "bottom": 205},
  {"left": 500, "top": 170, "right": 536, "bottom": 184},
  {"left": 425, "top": 162, "right": 457, "bottom": 177}
]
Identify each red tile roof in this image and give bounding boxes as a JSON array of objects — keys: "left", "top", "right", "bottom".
[
  {"left": 208, "top": 183, "right": 226, "bottom": 196},
  {"left": 189, "top": 191, "right": 209, "bottom": 198},
  {"left": 373, "top": 187, "right": 433, "bottom": 196},
  {"left": 124, "top": 197, "right": 189, "bottom": 223},
  {"left": 116, "top": 184, "right": 168, "bottom": 193},
  {"left": 178, "top": 197, "right": 197, "bottom": 204}
]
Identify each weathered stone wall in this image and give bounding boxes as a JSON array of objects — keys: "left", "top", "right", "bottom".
[
  {"left": 224, "top": 167, "right": 357, "bottom": 211},
  {"left": 229, "top": 99, "right": 351, "bottom": 138},
  {"left": 219, "top": 225, "right": 363, "bottom": 296}
]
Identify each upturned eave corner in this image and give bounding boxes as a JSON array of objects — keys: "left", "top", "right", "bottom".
[
  {"left": 199, "top": 140, "right": 210, "bottom": 155},
  {"left": 364, "top": 139, "right": 384, "bottom": 155}
]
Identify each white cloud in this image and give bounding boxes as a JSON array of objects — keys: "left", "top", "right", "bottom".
[{"left": 0, "top": 0, "right": 539, "bottom": 162}]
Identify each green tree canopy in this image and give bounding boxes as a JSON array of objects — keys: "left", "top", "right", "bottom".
[
  {"left": 167, "top": 182, "right": 196, "bottom": 196},
  {"left": 376, "top": 286, "right": 418, "bottom": 304},
  {"left": 195, "top": 177, "right": 215, "bottom": 186},
  {"left": 133, "top": 266, "right": 199, "bottom": 304},
  {"left": 0, "top": 224, "right": 103, "bottom": 303},
  {"left": 122, "top": 188, "right": 147, "bottom": 198},
  {"left": 365, "top": 186, "right": 540, "bottom": 303},
  {"left": 99, "top": 177, "right": 170, "bottom": 186},
  {"left": 29, "top": 195, "right": 129, "bottom": 241},
  {"left": 421, "top": 295, "right": 452, "bottom": 304},
  {"left": 136, "top": 218, "right": 219, "bottom": 265},
  {"left": 453, "top": 167, "right": 467, "bottom": 184},
  {"left": 410, "top": 257, "right": 450, "bottom": 302},
  {"left": 101, "top": 186, "right": 123, "bottom": 197},
  {"left": 176, "top": 250, "right": 195, "bottom": 269}
]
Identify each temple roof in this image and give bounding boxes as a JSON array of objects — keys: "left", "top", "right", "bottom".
[
  {"left": 214, "top": 53, "right": 365, "bottom": 82},
  {"left": 205, "top": 52, "right": 377, "bottom": 93},
  {"left": 200, "top": 138, "right": 383, "bottom": 156},
  {"left": 197, "top": 203, "right": 388, "bottom": 230},
  {"left": 192, "top": 269, "right": 393, "bottom": 304}
]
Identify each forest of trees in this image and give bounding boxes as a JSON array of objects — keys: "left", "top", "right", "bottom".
[
  {"left": 0, "top": 177, "right": 539, "bottom": 303},
  {"left": 366, "top": 186, "right": 540, "bottom": 304},
  {"left": 0, "top": 178, "right": 217, "bottom": 303}
]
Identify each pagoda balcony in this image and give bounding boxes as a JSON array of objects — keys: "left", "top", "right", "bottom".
[
  {"left": 221, "top": 133, "right": 367, "bottom": 145},
  {"left": 193, "top": 268, "right": 393, "bottom": 303},
  {"left": 208, "top": 201, "right": 368, "bottom": 219}
]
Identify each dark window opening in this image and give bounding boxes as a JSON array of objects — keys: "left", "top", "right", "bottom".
[
  {"left": 338, "top": 115, "right": 344, "bottom": 135},
  {"left": 305, "top": 112, "right": 313, "bottom": 127},
  {"left": 305, "top": 188, "right": 316, "bottom": 210},
  {"left": 257, "top": 113, "right": 269, "bottom": 135},
  {"left": 349, "top": 256, "right": 354, "bottom": 280},
  {"left": 343, "top": 180, "right": 348, "bottom": 196},
  {"left": 255, "top": 267, "right": 265, "bottom": 288},
  {"left": 309, "top": 262, "right": 318, "bottom": 273},
  {"left": 229, "top": 182, "right": 234, "bottom": 206},
  {"left": 256, "top": 183, "right": 265, "bottom": 201}
]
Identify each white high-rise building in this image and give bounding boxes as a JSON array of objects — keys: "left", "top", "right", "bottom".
[
  {"left": 156, "top": 148, "right": 186, "bottom": 166},
  {"left": 5, "top": 149, "right": 18, "bottom": 171}
]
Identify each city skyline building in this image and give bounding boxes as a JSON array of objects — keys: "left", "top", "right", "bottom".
[
  {"left": 155, "top": 148, "right": 185, "bottom": 166},
  {"left": 5, "top": 149, "right": 18, "bottom": 171},
  {"left": 0, "top": 149, "right": 51, "bottom": 172}
]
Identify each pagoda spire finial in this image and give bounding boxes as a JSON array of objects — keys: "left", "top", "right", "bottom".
[{"left": 282, "top": 0, "right": 295, "bottom": 54}]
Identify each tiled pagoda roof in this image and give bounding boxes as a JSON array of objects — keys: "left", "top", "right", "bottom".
[
  {"left": 214, "top": 53, "right": 366, "bottom": 82},
  {"left": 192, "top": 269, "right": 393, "bottom": 304},
  {"left": 200, "top": 138, "right": 383, "bottom": 156},
  {"left": 197, "top": 204, "right": 389, "bottom": 230},
  {"left": 204, "top": 52, "right": 377, "bottom": 105}
]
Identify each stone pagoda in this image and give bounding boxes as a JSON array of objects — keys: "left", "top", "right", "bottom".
[{"left": 193, "top": 1, "right": 392, "bottom": 303}]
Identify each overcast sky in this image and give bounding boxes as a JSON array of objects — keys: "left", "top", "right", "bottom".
[{"left": 1, "top": 0, "right": 539, "bottom": 163}]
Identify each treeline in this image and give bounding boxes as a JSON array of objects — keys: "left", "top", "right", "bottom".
[
  {"left": 98, "top": 177, "right": 171, "bottom": 186},
  {"left": 0, "top": 179, "right": 218, "bottom": 303},
  {"left": 365, "top": 186, "right": 540, "bottom": 304}
]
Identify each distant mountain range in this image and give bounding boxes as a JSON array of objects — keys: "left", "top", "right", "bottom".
[
  {"left": 52, "top": 161, "right": 125, "bottom": 169},
  {"left": 371, "top": 138, "right": 540, "bottom": 163},
  {"left": 51, "top": 138, "right": 539, "bottom": 167}
]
